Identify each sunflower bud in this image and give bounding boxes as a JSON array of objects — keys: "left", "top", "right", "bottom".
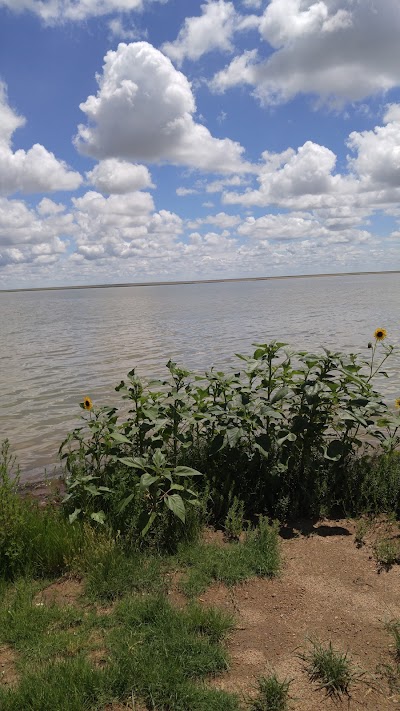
[{"left": 367, "top": 342, "right": 372, "bottom": 349}]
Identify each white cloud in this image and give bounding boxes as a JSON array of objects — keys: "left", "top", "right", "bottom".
[
  {"left": 347, "top": 104, "right": 400, "bottom": 189},
  {"left": 176, "top": 187, "right": 198, "bottom": 196},
  {"left": 162, "top": 1, "right": 237, "bottom": 66},
  {"left": 0, "top": 82, "right": 82, "bottom": 196},
  {"left": 259, "top": 0, "right": 352, "bottom": 48},
  {"left": 75, "top": 42, "right": 250, "bottom": 174},
  {"left": 223, "top": 108, "right": 400, "bottom": 212},
  {"left": 212, "top": 0, "right": 400, "bottom": 106},
  {"left": 206, "top": 175, "right": 248, "bottom": 193},
  {"left": 37, "top": 198, "right": 66, "bottom": 216},
  {"left": 108, "top": 17, "right": 142, "bottom": 41},
  {"left": 211, "top": 49, "right": 258, "bottom": 93},
  {"left": 237, "top": 212, "right": 370, "bottom": 244},
  {"left": 72, "top": 190, "right": 183, "bottom": 264},
  {"left": 86, "top": 159, "right": 154, "bottom": 194},
  {"left": 188, "top": 211, "right": 241, "bottom": 229},
  {"left": 0, "top": 196, "right": 74, "bottom": 268},
  {"left": 0, "top": 0, "right": 164, "bottom": 24},
  {"left": 224, "top": 141, "right": 343, "bottom": 209}
]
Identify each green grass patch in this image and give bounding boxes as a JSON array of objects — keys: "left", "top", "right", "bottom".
[
  {"left": 0, "top": 582, "right": 240, "bottom": 711},
  {"left": 176, "top": 517, "right": 280, "bottom": 598},
  {"left": 300, "top": 640, "right": 363, "bottom": 699},
  {"left": 249, "top": 673, "right": 292, "bottom": 711}
]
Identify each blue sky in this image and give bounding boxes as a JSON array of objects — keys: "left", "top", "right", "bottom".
[{"left": 0, "top": 0, "right": 399, "bottom": 288}]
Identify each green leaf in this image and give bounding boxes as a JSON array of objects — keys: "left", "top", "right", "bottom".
[
  {"left": 174, "top": 466, "right": 203, "bottom": 477},
  {"left": 90, "top": 511, "right": 106, "bottom": 525},
  {"left": 119, "top": 493, "right": 135, "bottom": 513},
  {"left": 152, "top": 449, "right": 166, "bottom": 469},
  {"left": 110, "top": 431, "right": 132, "bottom": 444},
  {"left": 140, "top": 472, "right": 160, "bottom": 489},
  {"left": 165, "top": 493, "right": 186, "bottom": 522},
  {"left": 324, "top": 439, "right": 344, "bottom": 461},
  {"left": 139, "top": 511, "right": 158, "bottom": 537},
  {"left": 276, "top": 432, "right": 297, "bottom": 446},
  {"left": 117, "top": 456, "right": 147, "bottom": 469},
  {"left": 270, "top": 386, "right": 290, "bottom": 404},
  {"left": 68, "top": 508, "right": 81, "bottom": 524}
]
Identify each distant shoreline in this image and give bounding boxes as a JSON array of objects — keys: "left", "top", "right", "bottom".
[{"left": 1, "top": 270, "right": 399, "bottom": 294}]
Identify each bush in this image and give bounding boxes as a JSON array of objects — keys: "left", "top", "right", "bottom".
[
  {"left": 59, "top": 336, "right": 400, "bottom": 534},
  {"left": 0, "top": 440, "right": 84, "bottom": 580}
]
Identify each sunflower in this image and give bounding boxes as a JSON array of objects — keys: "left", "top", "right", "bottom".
[
  {"left": 395, "top": 398, "right": 400, "bottom": 410},
  {"left": 374, "top": 328, "right": 387, "bottom": 341},
  {"left": 82, "top": 396, "right": 93, "bottom": 411}
]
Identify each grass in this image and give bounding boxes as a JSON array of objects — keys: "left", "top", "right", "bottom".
[
  {"left": 175, "top": 517, "right": 280, "bottom": 598},
  {"left": 300, "top": 640, "right": 362, "bottom": 699},
  {"left": 373, "top": 537, "right": 400, "bottom": 569},
  {"left": 0, "top": 578, "right": 240, "bottom": 711},
  {"left": 0, "top": 509, "right": 282, "bottom": 710},
  {"left": 249, "top": 674, "right": 291, "bottom": 711}
]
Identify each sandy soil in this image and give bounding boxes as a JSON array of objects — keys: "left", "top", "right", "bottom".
[{"left": 201, "top": 519, "right": 400, "bottom": 709}]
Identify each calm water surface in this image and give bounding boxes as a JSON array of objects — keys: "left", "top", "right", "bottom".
[{"left": 1, "top": 273, "right": 399, "bottom": 482}]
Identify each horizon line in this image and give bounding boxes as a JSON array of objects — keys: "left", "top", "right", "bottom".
[{"left": 1, "top": 269, "right": 399, "bottom": 293}]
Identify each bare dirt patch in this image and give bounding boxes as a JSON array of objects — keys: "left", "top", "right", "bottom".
[
  {"left": 199, "top": 519, "right": 400, "bottom": 709},
  {"left": 0, "top": 644, "right": 19, "bottom": 688},
  {"left": 34, "top": 576, "right": 84, "bottom": 607}
]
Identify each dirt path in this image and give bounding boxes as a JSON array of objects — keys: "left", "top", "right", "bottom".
[{"left": 201, "top": 520, "right": 400, "bottom": 709}]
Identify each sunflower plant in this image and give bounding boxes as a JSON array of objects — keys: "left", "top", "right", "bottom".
[{"left": 116, "top": 448, "right": 203, "bottom": 536}]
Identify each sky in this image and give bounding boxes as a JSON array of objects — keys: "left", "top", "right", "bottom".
[{"left": 0, "top": 0, "right": 399, "bottom": 289}]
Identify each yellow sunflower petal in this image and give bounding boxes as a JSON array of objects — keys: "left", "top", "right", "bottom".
[
  {"left": 374, "top": 328, "right": 387, "bottom": 341},
  {"left": 83, "top": 396, "right": 93, "bottom": 411}
]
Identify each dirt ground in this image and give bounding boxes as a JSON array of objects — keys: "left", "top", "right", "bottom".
[{"left": 200, "top": 519, "right": 400, "bottom": 709}]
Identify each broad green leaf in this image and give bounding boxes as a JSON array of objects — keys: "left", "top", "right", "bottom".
[
  {"left": 68, "top": 508, "right": 81, "bottom": 524},
  {"left": 174, "top": 466, "right": 203, "bottom": 477},
  {"left": 165, "top": 493, "right": 186, "bottom": 522},
  {"left": 90, "top": 511, "right": 106, "bottom": 524},
  {"left": 140, "top": 472, "right": 159, "bottom": 489},
  {"left": 139, "top": 511, "right": 158, "bottom": 537},
  {"left": 118, "top": 493, "right": 135, "bottom": 514},
  {"left": 117, "top": 456, "right": 147, "bottom": 469},
  {"left": 153, "top": 449, "right": 166, "bottom": 468},
  {"left": 110, "top": 431, "right": 132, "bottom": 444},
  {"left": 270, "top": 387, "right": 290, "bottom": 404}
]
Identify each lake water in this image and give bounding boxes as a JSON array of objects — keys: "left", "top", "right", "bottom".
[{"left": 1, "top": 273, "right": 399, "bottom": 482}]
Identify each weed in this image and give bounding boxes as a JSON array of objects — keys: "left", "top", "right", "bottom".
[
  {"left": 354, "top": 517, "right": 371, "bottom": 547},
  {"left": 224, "top": 497, "right": 245, "bottom": 541},
  {"left": 300, "top": 640, "right": 362, "bottom": 699},
  {"left": 249, "top": 673, "right": 291, "bottom": 711},
  {"left": 387, "top": 621, "right": 400, "bottom": 660},
  {"left": 177, "top": 517, "right": 280, "bottom": 597},
  {"left": 373, "top": 538, "right": 400, "bottom": 569}
]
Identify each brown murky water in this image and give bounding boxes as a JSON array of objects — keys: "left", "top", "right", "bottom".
[{"left": 1, "top": 273, "right": 399, "bottom": 481}]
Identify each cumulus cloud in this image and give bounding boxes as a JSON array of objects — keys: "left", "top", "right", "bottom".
[
  {"left": 237, "top": 212, "right": 370, "bottom": 244},
  {"left": 224, "top": 141, "right": 344, "bottom": 209},
  {"left": 212, "top": 0, "right": 400, "bottom": 106},
  {"left": 71, "top": 190, "right": 183, "bottom": 264},
  {"left": 162, "top": 0, "right": 258, "bottom": 66},
  {"left": 0, "top": 0, "right": 163, "bottom": 24},
  {"left": 223, "top": 108, "right": 400, "bottom": 211},
  {"left": 75, "top": 42, "right": 250, "bottom": 174},
  {"left": 86, "top": 159, "right": 154, "bottom": 194},
  {"left": 0, "top": 196, "right": 74, "bottom": 269},
  {"left": 0, "top": 82, "right": 82, "bottom": 196},
  {"left": 347, "top": 104, "right": 400, "bottom": 189}
]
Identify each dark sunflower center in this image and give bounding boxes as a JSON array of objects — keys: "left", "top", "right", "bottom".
[{"left": 377, "top": 331, "right": 383, "bottom": 337}]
